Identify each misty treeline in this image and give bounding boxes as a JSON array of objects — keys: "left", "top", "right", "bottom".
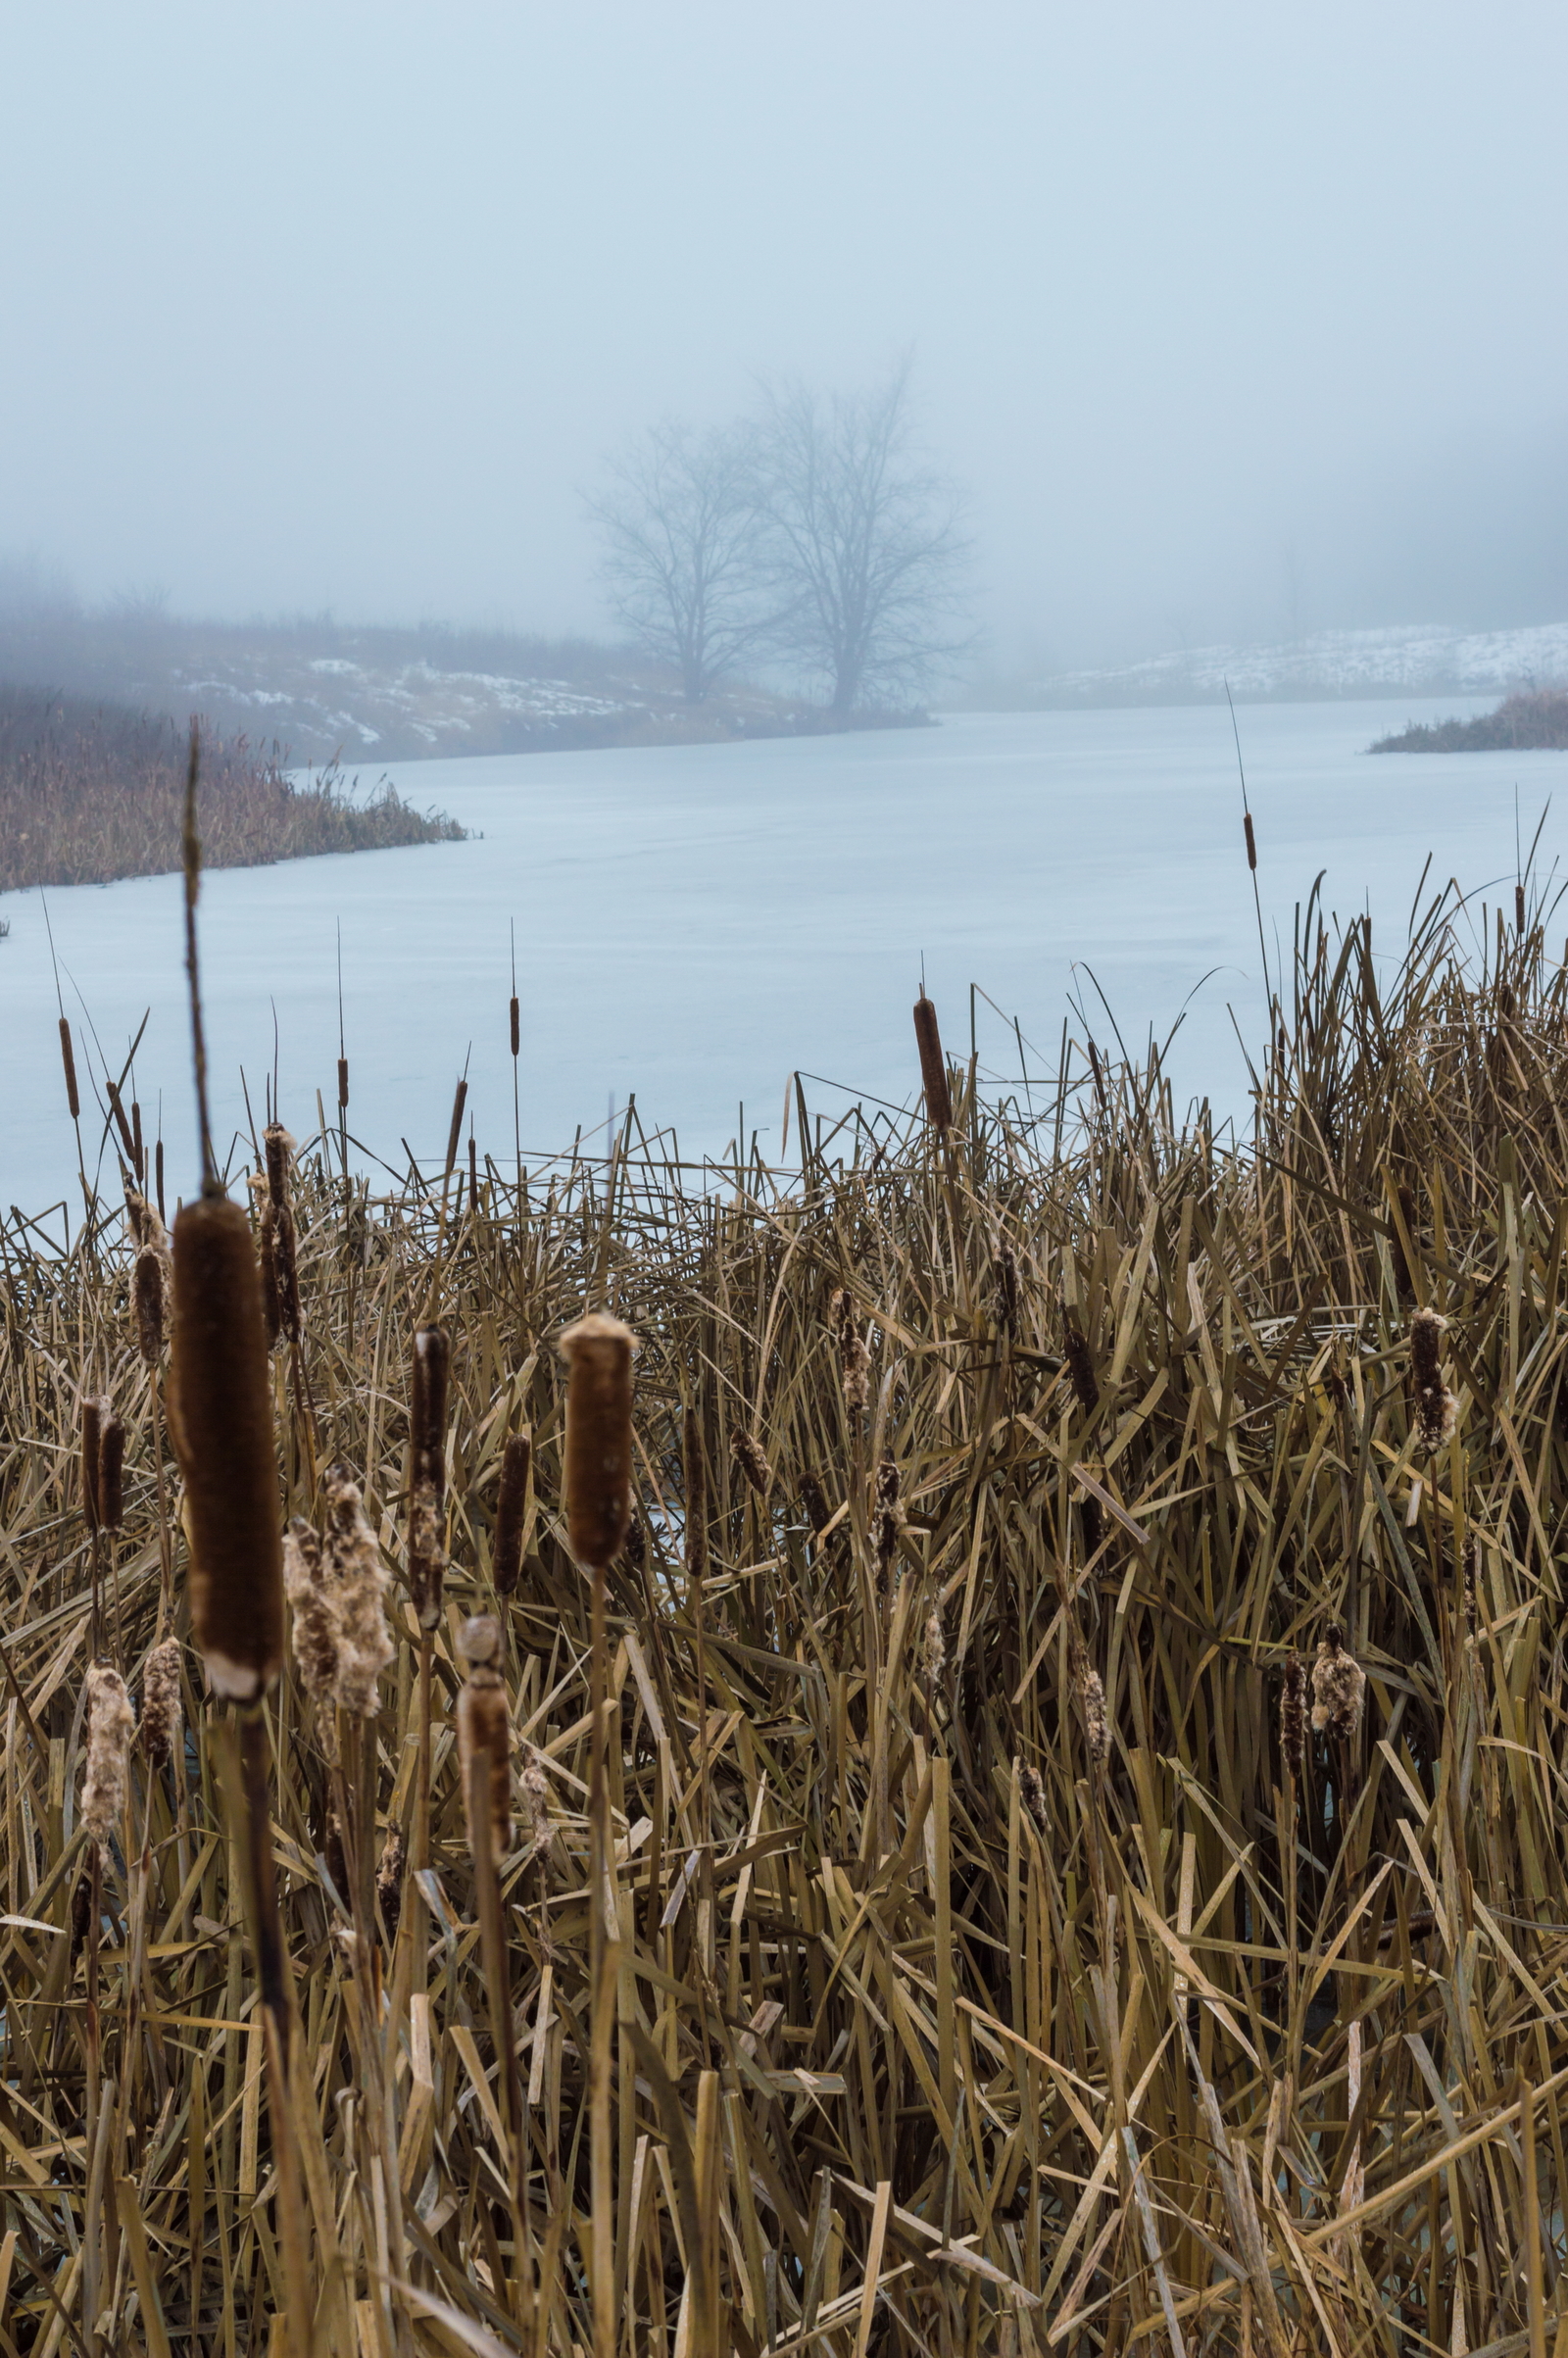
[{"left": 586, "top": 362, "right": 973, "bottom": 712}]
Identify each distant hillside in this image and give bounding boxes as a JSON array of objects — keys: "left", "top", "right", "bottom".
[
  {"left": 0, "top": 604, "right": 925, "bottom": 764},
  {"left": 973, "top": 620, "right": 1568, "bottom": 711},
  {"left": 1370, "top": 688, "right": 1568, "bottom": 753}
]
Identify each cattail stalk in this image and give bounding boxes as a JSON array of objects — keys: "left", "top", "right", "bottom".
[{"left": 559, "top": 1310, "right": 635, "bottom": 2358}]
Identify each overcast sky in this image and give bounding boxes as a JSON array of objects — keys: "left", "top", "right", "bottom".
[{"left": 3, "top": 2, "right": 1566, "bottom": 669}]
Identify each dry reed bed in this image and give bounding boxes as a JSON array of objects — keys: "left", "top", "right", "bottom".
[{"left": 2, "top": 887, "right": 1568, "bottom": 2355}]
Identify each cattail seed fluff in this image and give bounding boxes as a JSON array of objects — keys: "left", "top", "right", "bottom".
[
  {"left": 141, "top": 1637, "right": 183, "bottom": 1770},
  {"left": 492, "top": 1431, "right": 531, "bottom": 1597},
  {"left": 170, "top": 1195, "right": 284, "bottom": 1699},
  {"left": 731, "top": 1429, "right": 771, "bottom": 1497},
  {"left": 98, "top": 1412, "right": 125, "bottom": 1532},
  {"left": 261, "top": 1125, "right": 300, "bottom": 1343},
  {"left": 872, "top": 1459, "right": 905, "bottom": 1574},
  {"left": 829, "top": 1289, "right": 870, "bottom": 1416},
  {"left": 1310, "top": 1625, "right": 1366, "bottom": 1741},
  {"left": 324, "top": 1468, "right": 394, "bottom": 1714},
  {"left": 1018, "top": 1762, "right": 1049, "bottom": 1836},
  {"left": 1410, "top": 1306, "right": 1458, "bottom": 1456},
  {"left": 81, "top": 1663, "right": 135, "bottom": 1842},
  {"left": 518, "top": 1744, "right": 552, "bottom": 1860},
  {"left": 284, "top": 1516, "right": 340, "bottom": 1709},
  {"left": 913, "top": 995, "right": 953, "bottom": 1132},
  {"left": 559, "top": 1312, "right": 635, "bottom": 1569},
  {"left": 376, "top": 1824, "right": 407, "bottom": 1940}
]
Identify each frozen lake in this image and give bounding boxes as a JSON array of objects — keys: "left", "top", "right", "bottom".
[{"left": 4, "top": 699, "right": 1561, "bottom": 1226}]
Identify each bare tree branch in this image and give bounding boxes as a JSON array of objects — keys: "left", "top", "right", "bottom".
[{"left": 584, "top": 419, "right": 771, "bottom": 705}]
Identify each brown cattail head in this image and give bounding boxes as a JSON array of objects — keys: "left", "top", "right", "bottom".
[
  {"left": 518, "top": 1744, "right": 552, "bottom": 1860},
  {"left": 1071, "top": 1635, "right": 1108, "bottom": 1769},
  {"left": 1310, "top": 1624, "right": 1366, "bottom": 1741},
  {"left": 97, "top": 1412, "right": 125, "bottom": 1532},
  {"left": 376, "top": 1824, "right": 407, "bottom": 1941},
  {"left": 800, "top": 1471, "right": 831, "bottom": 1535},
  {"left": 410, "top": 1328, "right": 451, "bottom": 1499},
  {"left": 80, "top": 1394, "right": 104, "bottom": 1531},
  {"left": 1062, "top": 1314, "right": 1100, "bottom": 1416},
  {"left": 260, "top": 1129, "right": 301, "bottom": 1342},
  {"left": 1018, "top": 1762, "right": 1049, "bottom": 1836},
  {"left": 284, "top": 1516, "right": 340, "bottom": 1716},
  {"left": 1410, "top": 1306, "right": 1457, "bottom": 1456},
  {"left": 1244, "top": 810, "right": 1258, "bottom": 871},
  {"left": 80, "top": 1663, "right": 135, "bottom": 1842},
  {"left": 492, "top": 1431, "right": 531, "bottom": 1596},
  {"left": 993, "top": 1241, "right": 1019, "bottom": 1339},
  {"left": 129, "top": 1197, "right": 172, "bottom": 1365},
  {"left": 337, "top": 1056, "right": 350, "bottom": 1110},
  {"left": 509, "top": 996, "right": 520, "bottom": 1056},
  {"left": 913, "top": 994, "right": 952, "bottom": 1132},
  {"left": 59, "top": 1016, "right": 80, "bottom": 1119},
  {"left": 731, "top": 1429, "right": 772, "bottom": 1497},
  {"left": 457, "top": 1628, "right": 512, "bottom": 1868},
  {"left": 1517, "top": 880, "right": 1527, "bottom": 936},
  {"left": 170, "top": 1194, "right": 285, "bottom": 1700},
  {"left": 829, "top": 1288, "right": 870, "bottom": 1416},
  {"left": 408, "top": 1479, "right": 447, "bottom": 1631},
  {"left": 324, "top": 1467, "right": 394, "bottom": 1711},
  {"left": 1280, "top": 1652, "right": 1306, "bottom": 1776},
  {"left": 872, "top": 1459, "right": 905, "bottom": 1575},
  {"left": 559, "top": 1312, "right": 636, "bottom": 1570},
  {"left": 444, "top": 1078, "right": 468, "bottom": 1179},
  {"left": 140, "top": 1637, "right": 183, "bottom": 1771},
  {"left": 262, "top": 1122, "right": 293, "bottom": 1207}
]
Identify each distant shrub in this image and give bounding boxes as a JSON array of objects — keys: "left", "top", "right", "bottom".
[
  {"left": 0, "top": 690, "right": 463, "bottom": 893},
  {"left": 1370, "top": 688, "right": 1568, "bottom": 753}
]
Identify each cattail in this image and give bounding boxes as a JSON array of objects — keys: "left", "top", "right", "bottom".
[
  {"left": 829, "top": 1289, "right": 870, "bottom": 1416},
  {"left": 255, "top": 1185, "right": 282, "bottom": 1351},
  {"left": 1463, "top": 1533, "right": 1479, "bottom": 1635},
  {"left": 684, "top": 1403, "right": 708, "bottom": 1583},
  {"left": 518, "top": 1744, "right": 552, "bottom": 1861},
  {"left": 97, "top": 1412, "right": 125, "bottom": 1532},
  {"left": 1517, "top": 881, "right": 1527, "bottom": 936},
  {"left": 912, "top": 995, "right": 952, "bottom": 1132},
  {"left": 492, "top": 1431, "right": 531, "bottom": 1596},
  {"left": 1072, "top": 1638, "right": 1108, "bottom": 1769},
  {"left": 376, "top": 1824, "right": 407, "bottom": 1940},
  {"left": 80, "top": 1394, "right": 104, "bottom": 1531},
  {"left": 1280, "top": 1652, "right": 1306, "bottom": 1777},
  {"left": 872, "top": 1459, "right": 905, "bottom": 1576},
  {"left": 443, "top": 1078, "right": 468, "bottom": 1183},
  {"left": 1410, "top": 1306, "right": 1457, "bottom": 1456},
  {"left": 170, "top": 1193, "right": 285, "bottom": 1700},
  {"left": 80, "top": 1664, "right": 134, "bottom": 1842},
  {"left": 731, "top": 1429, "right": 772, "bottom": 1497},
  {"left": 262, "top": 1125, "right": 300, "bottom": 1344},
  {"left": 924, "top": 1607, "right": 947, "bottom": 1686},
  {"left": 284, "top": 1516, "right": 340, "bottom": 1718},
  {"left": 140, "top": 1637, "right": 183, "bottom": 1771},
  {"left": 1310, "top": 1625, "right": 1366, "bottom": 1741},
  {"left": 1018, "top": 1762, "right": 1049, "bottom": 1836},
  {"left": 408, "top": 1328, "right": 451, "bottom": 1628},
  {"left": 624, "top": 1513, "right": 646, "bottom": 1571},
  {"left": 1244, "top": 810, "right": 1257, "bottom": 871},
  {"left": 128, "top": 1195, "right": 172, "bottom": 1364},
  {"left": 59, "top": 1016, "right": 80, "bottom": 1119},
  {"left": 993, "top": 1241, "right": 1019, "bottom": 1339},
  {"left": 457, "top": 1615, "right": 512, "bottom": 1866},
  {"left": 1062, "top": 1315, "right": 1099, "bottom": 1416},
  {"left": 559, "top": 1312, "right": 635, "bottom": 1569},
  {"left": 337, "top": 1056, "right": 350, "bottom": 1110},
  {"left": 324, "top": 1468, "right": 393, "bottom": 1715},
  {"left": 509, "top": 996, "right": 520, "bottom": 1057},
  {"left": 800, "top": 1472, "right": 831, "bottom": 1535}
]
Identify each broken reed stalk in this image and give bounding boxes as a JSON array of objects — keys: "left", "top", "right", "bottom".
[{"left": 559, "top": 1310, "right": 634, "bottom": 2358}]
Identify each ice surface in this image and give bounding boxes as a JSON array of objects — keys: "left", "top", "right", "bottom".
[
  {"left": 3, "top": 701, "right": 1562, "bottom": 1226},
  {"left": 1045, "top": 621, "right": 1568, "bottom": 703}
]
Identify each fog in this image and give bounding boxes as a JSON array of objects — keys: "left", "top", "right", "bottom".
[{"left": 3, "top": 1, "right": 1566, "bottom": 672}]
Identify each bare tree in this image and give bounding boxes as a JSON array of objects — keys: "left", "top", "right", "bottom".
[
  {"left": 753, "top": 364, "right": 971, "bottom": 715},
  {"left": 586, "top": 419, "right": 769, "bottom": 704}
]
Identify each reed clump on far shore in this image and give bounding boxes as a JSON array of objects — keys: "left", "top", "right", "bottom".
[
  {"left": 0, "top": 685, "right": 463, "bottom": 893},
  {"left": 5, "top": 878, "right": 1568, "bottom": 2352}
]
